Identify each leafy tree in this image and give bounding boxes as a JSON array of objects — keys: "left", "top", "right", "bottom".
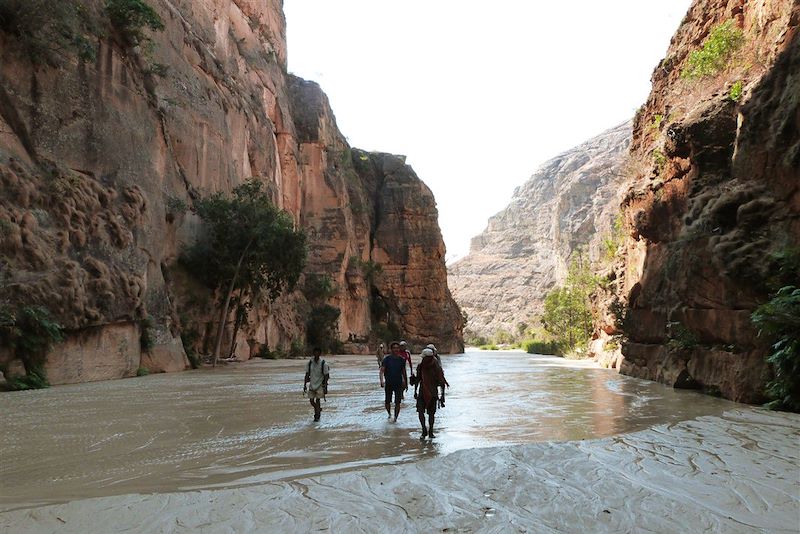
[
  {"left": 752, "top": 286, "right": 800, "bottom": 412},
  {"left": 681, "top": 20, "right": 744, "bottom": 79},
  {"left": 0, "top": 0, "right": 98, "bottom": 62},
  {"left": 182, "top": 180, "right": 306, "bottom": 365},
  {"left": 0, "top": 305, "right": 63, "bottom": 389},
  {"left": 306, "top": 304, "right": 342, "bottom": 353},
  {"left": 302, "top": 273, "right": 338, "bottom": 303},
  {"left": 540, "top": 257, "right": 596, "bottom": 352},
  {"left": 105, "top": 0, "right": 163, "bottom": 44}
]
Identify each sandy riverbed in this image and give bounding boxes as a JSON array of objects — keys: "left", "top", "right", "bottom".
[{"left": 2, "top": 408, "right": 798, "bottom": 533}]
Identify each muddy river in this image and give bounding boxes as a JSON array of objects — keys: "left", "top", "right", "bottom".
[{"left": 0, "top": 350, "right": 736, "bottom": 511}]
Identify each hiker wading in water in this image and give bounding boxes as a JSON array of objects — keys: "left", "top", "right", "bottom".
[
  {"left": 415, "top": 347, "right": 448, "bottom": 439},
  {"left": 304, "top": 347, "right": 329, "bottom": 422},
  {"left": 380, "top": 342, "right": 408, "bottom": 422}
]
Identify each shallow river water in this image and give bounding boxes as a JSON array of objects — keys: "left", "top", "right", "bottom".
[{"left": 0, "top": 350, "right": 737, "bottom": 511}]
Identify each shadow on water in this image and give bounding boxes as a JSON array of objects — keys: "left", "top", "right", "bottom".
[{"left": 0, "top": 350, "right": 735, "bottom": 509}]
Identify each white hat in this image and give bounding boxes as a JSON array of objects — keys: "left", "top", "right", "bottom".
[
  {"left": 425, "top": 343, "right": 436, "bottom": 351},
  {"left": 421, "top": 348, "right": 434, "bottom": 357},
  {"left": 399, "top": 340, "right": 407, "bottom": 346}
]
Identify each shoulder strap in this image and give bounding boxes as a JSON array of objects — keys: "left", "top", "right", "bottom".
[{"left": 308, "top": 359, "right": 327, "bottom": 372}]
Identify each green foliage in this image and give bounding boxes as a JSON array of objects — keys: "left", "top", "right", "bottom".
[
  {"left": 139, "top": 316, "right": 155, "bottom": 352},
  {"left": 729, "top": 80, "right": 743, "bottom": 102},
  {"left": 372, "top": 321, "right": 400, "bottom": 344},
  {"left": 289, "top": 340, "right": 305, "bottom": 359},
  {"left": 524, "top": 339, "right": 560, "bottom": 355},
  {"left": 180, "top": 328, "right": 201, "bottom": 368},
  {"left": 0, "top": 305, "right": 63, "bottom": 389},
  {"left": 306, "top": 304, "right": 342, "bottom": 354},
  {"left": 464, "top": 331, "right": 489, "bottom": 347},
  {"left": 602, "top": 215, "right": 626, "bottom": 260},
  {"left": 540, "top": 258, "right": 596, "bottom": 353},
  {"left": 257, "top": 345, "right": 279, "bottom": 359},
  {"left": 165, "top": 196, "right": 187, "bottom": 216},
  {"left": 350, "top": 256, "right": 383, "bottom": 283},
  {"left": 765, "top": 248, "right": 800, "bottom": 291},
  {"left": 181, "top": 179, "right": 306, "bottom": 363},
  {"left": 682, "top": 20, "right": 745, "bottom": 79},
  {"left": 667, "top": 322, "right": 698, "bottom": 350},
  {"left": 0, "top": 0, "right": 98, "bottom": 62},
  {"left": 182, "top": 179, "right": 307, "bottom": 301},
  {"left": 6, "top": 367, "right": 49, "bottom": 391},
  {"left": 303, "top": 273, "right": 337, "bottom": 304},
  {"left": 652, "top": 149, "right": 667, "bottom": 174},
  {"left": 0, "top": 218, "right": 12, "bottom": 237},
  {"left": 650, "top": 114, "right": 664, "bottom": 130},
  {"left": 752, "top": 286, "right": 800, "bottom": 411},
  {"left": 492, "top": 329, "right": 514, "bottom": 345},
  {"left": 479, "top": 344, "right": 499, "bottom": 351},
  {"left": 105, "top": 0, "right": 163, "bottom": 44},
  {"left": 136, "top": 366, "right": 150, "bottom": 377},
  {"left": 609, "top": 297, "right": 629, "bottom": 331},
  {"left": 603, "top": 337, "right": 621, "bottom": 352},
  {"left": 149, "top": 62, "right": 168, "bottom": 77}
]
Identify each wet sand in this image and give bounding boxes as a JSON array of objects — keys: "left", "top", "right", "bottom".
[{"left": 1, "top": 351, "right": 798, "bottom": 532}]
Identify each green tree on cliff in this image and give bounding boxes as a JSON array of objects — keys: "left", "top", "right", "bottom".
[
  {"left": 0, "top": 305, "right": 63, "bottom": 390},
  {"left": 182, "top": 180, "right": 307, "bottom": 366},
  {"left": 540, "top": 257, "right": 596, "bottom": 353}
]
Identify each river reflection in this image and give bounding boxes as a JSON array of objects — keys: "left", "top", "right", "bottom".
[{"left": 0, "top": 350, "right": 735, "bottom": 510}]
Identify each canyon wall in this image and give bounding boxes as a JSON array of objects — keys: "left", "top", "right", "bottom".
[
  {"left": 593, "top": 0, "right": 800, "bottom": 402},
  {"left": 0, "top": 0, "right": 462, "bottom": 384},
  {"left": 448, "top": 122, "right": 630, "bottom": 338}
]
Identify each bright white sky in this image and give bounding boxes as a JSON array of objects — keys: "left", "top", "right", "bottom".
[{"left": 284, "top": 1, "right": 693, "bottom": 262}]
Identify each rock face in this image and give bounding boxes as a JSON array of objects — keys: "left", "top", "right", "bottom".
[
  {"left": 0, "top": 0, "right": 462, "bottom": 384},
  {"left": 449, "top": 123, "right": 631, "bottom": 338},
  {"left": 593, "top": 1, "right": 800, "bottom": 402},
  {"left": 355, "top": 151, "right": 464, "bottom": 354}
]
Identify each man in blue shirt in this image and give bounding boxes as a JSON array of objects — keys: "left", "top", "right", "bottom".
[{"left": 380, "top": 341, "right": 408, "bottom": 422}]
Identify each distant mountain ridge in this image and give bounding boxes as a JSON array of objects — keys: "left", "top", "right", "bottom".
[{"left": 448, "top": 121, "right": 631, "bottom": 338}]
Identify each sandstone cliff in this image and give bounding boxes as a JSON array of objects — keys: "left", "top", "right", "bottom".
[
  {"left": 592, "top": 0, "right": 800, "bottom": 402},
  {"left": 448, "top": 122, "right": 630, "bottom": 338},
  {"left": 0, "top": 0, "right": 462, "bottom": 385}
]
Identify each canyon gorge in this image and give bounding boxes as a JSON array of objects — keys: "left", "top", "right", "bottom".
[
  {"left": 448, "top": 121, "right": 631, "bottom": 339},
  {"left": 0, "top": 0, "right": 463, "bottom": 386},
  {"left": 451, "top": 0, "right": 800, "bottom": 405}
]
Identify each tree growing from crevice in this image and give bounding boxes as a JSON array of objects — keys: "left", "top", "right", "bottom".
[
  {"left": 181, "top": 180, "right": 306, "bottom": 366},
  {"left": 0, "top": 0, "right": 99, "bottom": 63},
  {"left": 105, "top": 0, "right": 163, "bottom": 44}
]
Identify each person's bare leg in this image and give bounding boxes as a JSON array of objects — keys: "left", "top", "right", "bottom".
[
  {"left": 428, "top": 412, "right": 435, "bottom": 438},
  {"left": 393, "top": 402, "right": 401, "bottom": 422},
  {"left": 418, "top": 411, "right": 427, "bottom": 438}
]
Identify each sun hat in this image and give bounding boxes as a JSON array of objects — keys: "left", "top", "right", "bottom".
[{"left": 421, "top": 348, "right": 434, "bottom": 357}]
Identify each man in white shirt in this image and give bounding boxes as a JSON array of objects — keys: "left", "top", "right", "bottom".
[{"left": 303, "top": 347, "right": 330, "bottom": 422}]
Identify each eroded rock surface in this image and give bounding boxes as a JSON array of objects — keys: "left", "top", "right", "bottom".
[
  {"left": 0, "top": 0, "right": 461, "bottom": 384},
  {"left": 593, "top": 0, "right": 800, "bottom": 402},
  {"left": 449, "top": 122, "right": 630, "bottom": 337}
]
